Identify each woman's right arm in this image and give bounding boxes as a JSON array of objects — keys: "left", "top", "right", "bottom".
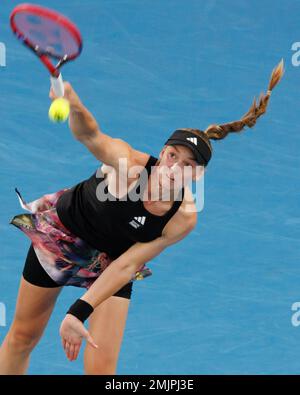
[{"left": 49, "top": 82, "right": 133, "bottom": 167}]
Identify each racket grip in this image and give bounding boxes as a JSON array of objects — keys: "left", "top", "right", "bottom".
[{"left": 50, "top": 73, "right": 64, "bottom": 97}]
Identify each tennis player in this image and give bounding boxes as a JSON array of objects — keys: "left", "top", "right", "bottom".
[{"left": 0, "top": 61, "right": 283, "bottom": 375}]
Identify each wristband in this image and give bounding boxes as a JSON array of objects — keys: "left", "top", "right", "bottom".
[{"left": 66, "top": 299, "right": 94, "bottom": 323}]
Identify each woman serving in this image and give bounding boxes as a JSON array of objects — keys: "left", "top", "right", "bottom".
[{"left": 0, "top": 60, "right": 284, "bottom": 374}]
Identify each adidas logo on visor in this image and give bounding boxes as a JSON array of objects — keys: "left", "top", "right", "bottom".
[{"left": 186, "top": 137, "right": 197, "bottom": 145}]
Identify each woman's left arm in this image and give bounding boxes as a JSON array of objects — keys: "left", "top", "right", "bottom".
[
  {"left": 82, "top": 207, "right": 197, "bottom": 307},
  {"left": 60, "top": 211, "right": 197, "bottom": 361}
]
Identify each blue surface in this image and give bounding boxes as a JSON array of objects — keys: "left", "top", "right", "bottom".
[{"left": 1, "top": 0, "right": 300, "bottom": 374}]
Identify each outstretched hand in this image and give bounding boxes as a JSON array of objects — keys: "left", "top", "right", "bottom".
[{"left": 59, "top": 314, "right": 98, "bottom": 361}]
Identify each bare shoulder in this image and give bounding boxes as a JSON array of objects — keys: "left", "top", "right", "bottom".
[
  {"left": 175, "top": 185, "right": 198, "bottom": 228},
  {"left": 162, "top": 185, "right": 198, "bottom": 246},
  {"left": 129, "top": 148, "right": 151, "bottom": 168}
]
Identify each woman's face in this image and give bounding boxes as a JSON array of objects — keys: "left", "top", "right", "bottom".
[{"left": 156, "top": 145, "right": 204, "bottom": 191}]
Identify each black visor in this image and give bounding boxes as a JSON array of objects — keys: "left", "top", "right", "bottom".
[{"left": 165, "top": 130, "right": 212, "bottom": 166}]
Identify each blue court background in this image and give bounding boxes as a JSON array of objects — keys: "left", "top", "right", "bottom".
[{"left": 1, "top": 0, "right": 300, "bottom": 374}]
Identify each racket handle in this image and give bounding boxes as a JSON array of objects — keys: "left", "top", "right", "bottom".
[{"left": 50, "top": 73, "right": 64, "bottom": 97}]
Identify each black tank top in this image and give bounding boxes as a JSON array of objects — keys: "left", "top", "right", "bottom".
[{"left": 56, "top": 155, "right": 185, "bottom": 259}]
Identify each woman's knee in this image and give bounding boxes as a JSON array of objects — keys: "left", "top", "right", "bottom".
[
  {"left": 6, "top": 325, "right": 41, "bottom": 354},
  {"left": 84, "top": 349, "right": 118, "bottom": 375}
]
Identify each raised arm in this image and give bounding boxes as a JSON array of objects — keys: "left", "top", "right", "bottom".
[{"left": 49, "top": 82, "right": 132, "bottom": 167}]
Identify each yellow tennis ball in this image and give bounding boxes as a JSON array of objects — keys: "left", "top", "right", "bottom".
[{"left": 49, "top": 98, "right": 70, "bottom": 123}]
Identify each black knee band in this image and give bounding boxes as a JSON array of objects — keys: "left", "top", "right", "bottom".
[{"left": 66, "top": 299, "right": 94, "bottom": 323}]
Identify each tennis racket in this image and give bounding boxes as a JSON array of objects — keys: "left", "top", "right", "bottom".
[{"left": 10, "top": 3, "right": 82, "bottom": 98}]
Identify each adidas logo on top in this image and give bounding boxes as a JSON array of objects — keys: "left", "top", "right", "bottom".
[
  {"left": 135, "top": 216, "right": 146, "bottom": 225},
  {"left": 129, "top": 216, "right": 146, "bottom": 229},
  {"left": 186, "top": 137, "right": 197, "bottom": 145}
]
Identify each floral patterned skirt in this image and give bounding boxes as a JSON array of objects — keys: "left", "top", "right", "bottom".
[{"left": 10, "top": 188, "right": 152, "bottom": 289}]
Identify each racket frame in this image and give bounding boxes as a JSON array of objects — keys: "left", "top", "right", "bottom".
[{"left": 10, "top": 4, "right": 82, "bottom": 95}]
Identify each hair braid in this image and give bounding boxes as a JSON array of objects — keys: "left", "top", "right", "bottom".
[{"left": 203, "top": 60, "right": 284, "bottom": 141}]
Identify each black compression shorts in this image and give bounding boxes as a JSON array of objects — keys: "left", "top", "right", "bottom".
[{"left": 22, "top": 244, "right": 133, "bottom": 299}]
